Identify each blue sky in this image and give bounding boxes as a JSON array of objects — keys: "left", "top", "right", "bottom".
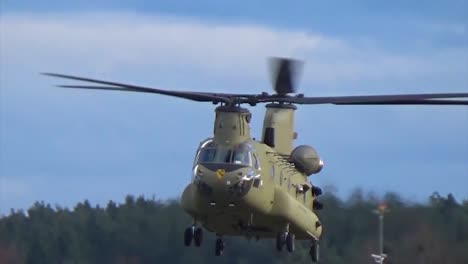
[{"left": 1, "top": 0, "right": 467, "bottom": 214}]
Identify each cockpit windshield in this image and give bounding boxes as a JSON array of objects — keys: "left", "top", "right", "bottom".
[
  {"left": 196, "top": 140, "right": 253, "bottom": 166},
  {"left": 231, "top": 144, "right": 251, "bottom": 165},
  {"left": 198, "top": 147, "right": 232, "bottom": 164}
]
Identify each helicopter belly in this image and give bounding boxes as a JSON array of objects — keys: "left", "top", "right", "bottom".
[
  {"left": 269, "top": 186, "right": 322, "bottom": 239},
  {"left": 180, "top": 182, "right": 272, "bottom": 235},
  {"left": 180, "top": 183, "right": 321, "bottom": 240}
]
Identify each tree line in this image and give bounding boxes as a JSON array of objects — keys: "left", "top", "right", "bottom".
[{"left": 1, "top": 190, "right": 467, "bottom": 264}]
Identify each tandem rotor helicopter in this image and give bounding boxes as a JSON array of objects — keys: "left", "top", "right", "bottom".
[{"left": 44, "top": 58, "right": 468, "bottom": 262}]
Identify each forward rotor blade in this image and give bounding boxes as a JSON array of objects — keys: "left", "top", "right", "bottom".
[
  {"left": 59, "top": 85, "right": 261, "bottom": 101},
  {"left": 263, "top": 93, "right": 468, "bottom": 105},
  {"left": 45, "top": 73, "right": 468, "bottom": 106},
  {"left": 59, "top": 85, "right": 260, "bottom": 99},
  {"left": 43, "top": 73, "right": 231, "bottom": 103},
  {"left": 59, "top": 85, "right": 135, "bottom": 92},
  {"left": 270, "top": 57, "right": 303, "bottom": 95}
]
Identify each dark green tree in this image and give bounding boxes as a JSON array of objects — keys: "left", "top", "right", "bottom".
[{"left": 1, "top": 191, "right": 467, "bottom": 264}]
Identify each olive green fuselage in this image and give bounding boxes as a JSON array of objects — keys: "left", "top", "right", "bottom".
[{"left": 180, "top": 105, "right": 322, "bottom": 240}]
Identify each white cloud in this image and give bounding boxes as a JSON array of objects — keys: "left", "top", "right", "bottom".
[
  {"left": 1, "top": 12, "right": 467, "bottom": 87},
  {"left": 1, "top": 13, "right": 323, "bottom": 76},
  {"left": 0, "top": 12, "right": 467, "bottom": 208}
]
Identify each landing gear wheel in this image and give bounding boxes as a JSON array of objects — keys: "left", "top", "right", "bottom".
[
  {"left": 184, "top": 227, "right": 193, "bottom": 247},
  {"left": 309, "top": 240, "right": 319, "bottom": 263},
  {"left": 194, "top": 228, "right": 203, "bottom": 247},
  {"left": 275, "top": 233, "right": 285, "bottom": 252},
  {"left": 286, "top": 233, "right": 295, "bottom": 252},
  {"left": 215, "top": 238, "right": 224, "bottom": 256}
]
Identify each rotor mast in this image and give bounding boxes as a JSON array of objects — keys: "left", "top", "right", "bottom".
[
  {"left": 260, "top": 58, "right": 301, "bottom": 155},
  {"left": 262, "top": 103, "right": 297, "bottom": 155},
  {"left": 213, "top": 105, "right": 252, "bottom": 145}
]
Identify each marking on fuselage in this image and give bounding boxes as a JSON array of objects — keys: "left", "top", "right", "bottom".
[{"left": 216, "top": 169, "right": 226, "bottom": 180}]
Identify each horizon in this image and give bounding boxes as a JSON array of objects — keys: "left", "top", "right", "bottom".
[{"left": 1, "top": 187, "right": 463, "bottom": 217}]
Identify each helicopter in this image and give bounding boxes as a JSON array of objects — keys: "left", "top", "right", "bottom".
[{"left": 43, "top": 58, "right": 468, "bottom": 263}]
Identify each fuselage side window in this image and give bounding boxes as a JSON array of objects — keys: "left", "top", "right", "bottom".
[
  {"left": 269, "top": 164, "right": 275, "bottom": 180},
  {"left": 194, "top": 139, "right": 214, "bottom": 166}
]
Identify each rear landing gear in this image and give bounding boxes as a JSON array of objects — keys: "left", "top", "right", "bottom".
[
  {"left": 286, "top": 233, "right": 295, "bottom": 252},
  {"left": 309, "top": 240, "right": 319, "bottom": 263},
  {"left": 275, "top": 229, "right": 295, "bottom": 253},
  {"left": 184, "top": 226, "right": 203, "bottom": 247},
  {"left": 215, "top": 236, "right": 224, "bottom": 256},
  {"left": 276, "top": 232, "right": 285, "bottom": 251}
]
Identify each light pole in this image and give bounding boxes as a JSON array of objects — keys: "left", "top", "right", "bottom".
[{"left": 371, "top": 203, "right": 389, "bottom": 264}]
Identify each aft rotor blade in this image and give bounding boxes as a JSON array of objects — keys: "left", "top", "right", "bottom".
[
  {"left": 334, "top": 99, "right": 468, "bottom": 105},
  {"left": 43, "top": 73, "right": 232, "bottom": 103},
  {"left": 270, "top": 57, "right": 303, "bottom": 95},
  {"left": 263, "top": 93, "right": 468, "bottom": 105}
]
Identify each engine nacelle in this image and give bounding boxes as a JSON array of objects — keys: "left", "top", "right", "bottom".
[{"left": 290, "top": 145, "right": 323, "bottom": 176}]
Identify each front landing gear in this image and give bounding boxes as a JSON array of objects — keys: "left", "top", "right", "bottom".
[
  {"left": 184, "top": 227, "right": 193, "bottom": 246},
  {"left": 275, "top": 233, "right": 284, "bottom": 251},
  {"left": 184, "top": 226, "right": 203, "bottom": 247},
  {"left": 194, "top": 227, "right": 203, "bottom": 246},
  {"left": 309, "top": 240, "right": 319, "bottom": 263},
  {"left": 215, "top": 236, "right": 225, "bottom": 256}
]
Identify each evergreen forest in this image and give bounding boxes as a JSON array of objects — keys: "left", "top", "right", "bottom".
[{"left": 1, "top": 190, "right": 467, "bottom": 264}]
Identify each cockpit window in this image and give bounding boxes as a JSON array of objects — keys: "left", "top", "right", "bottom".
[
  {"left": 232, "top": 149, "right": 250, "bottom": 165},
  {"left": 198, "top": 147, "right": 232, "bottom": 163},
  {"left": 231, "top": 143, "right": 254, "bottom": 166},
  {"left": 196, "top": 141, "right": 253, "bottom": 166},
  {"left": 198, "top": 148, "right": 216, "bottom": 162}
]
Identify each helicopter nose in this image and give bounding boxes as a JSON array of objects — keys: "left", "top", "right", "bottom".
[{"left": 193, "top": 164, "right": 254, "bottom": 199}]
